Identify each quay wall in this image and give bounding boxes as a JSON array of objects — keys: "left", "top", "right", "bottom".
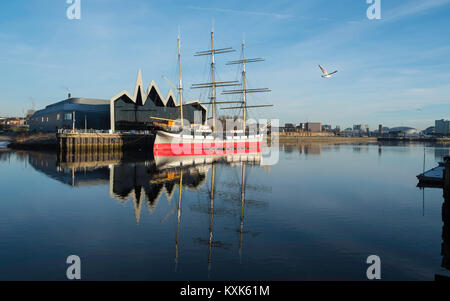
[{"left": 58, "top": 132, "right": 155, "bottom": 153}]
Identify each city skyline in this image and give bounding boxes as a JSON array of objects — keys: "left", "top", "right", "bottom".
[{"left": 0, "top": 0, "right": 449, "bottom": 130}]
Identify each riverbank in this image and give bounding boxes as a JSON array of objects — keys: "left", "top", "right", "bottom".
[
  {"left": 7, "top": 133, "right": 57, "bottom": 150},
  {"left": 271, "top": 135, "right": 377, "bottom": 144},
  {"left": 378, "top": 137, "right": 450, "bottom": 144},
  {"left": 0, "top": 134, "right": 15, "bottom": 142},
  {"left": 6, "top": 132, "right": 450, "bottom": 150}
]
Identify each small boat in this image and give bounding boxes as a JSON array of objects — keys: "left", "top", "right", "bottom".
[{"left": 417, "top": 162, "right": 445, "bottom": 186}]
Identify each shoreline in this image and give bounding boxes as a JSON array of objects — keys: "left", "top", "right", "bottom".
[
  {"left": 5, "top": 132, "right": 450, "bottom": 151},
  {"left": 0, "top": 135, "right": 14, "bottom": 142},
  {"left": 271, "top": 135, "right": 377, "bottom": 144},
  {"left": 378, "top": 137, "right": 450, "bottom": 143},
  {"left": 5, "top": 133, "right": 58, "bottom": 151}
]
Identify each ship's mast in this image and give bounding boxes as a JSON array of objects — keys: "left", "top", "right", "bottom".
[
  {"left": 239, "top": 161, "right": 246, "bottom": 261},
  {"left": 192, "top": 30, "right": 238, "bottom": 132},
  {"left": 241, "top": 41, "right": 247, "bottom": 131},
  {"left": 178, "top": 35, "right": 184, "bottom": 128},
  {"left": 223, "top": 40, "right": 272, "bottom": 133},
  {"left": 211, "top": 31, "right": 216, "bottom": 131},
  {"left": 175, "top": 170, "right": 183, "bottom": 271},
  {"left": 208, "top": 163, "right": 215, "bottom": 276}
]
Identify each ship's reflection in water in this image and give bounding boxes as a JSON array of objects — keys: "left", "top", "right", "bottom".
[{"left": 26, "top": 150, "right": 265, "bottom": 277}]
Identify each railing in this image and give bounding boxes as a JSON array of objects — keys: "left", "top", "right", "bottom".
[{"left": 57, "top": 129, "right": 153, "bottom": 135}]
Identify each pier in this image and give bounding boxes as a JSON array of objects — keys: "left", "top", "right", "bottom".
[
  {"left": 437, "top": 156, "right": 450, "bottom": 279},
  {"left": 57, "top": 131, "right": 155, "bottom": 153}
]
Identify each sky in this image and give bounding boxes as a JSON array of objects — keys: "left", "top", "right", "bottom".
[{"left": 0, "top": 0, "right": 449, "bottom": 130}]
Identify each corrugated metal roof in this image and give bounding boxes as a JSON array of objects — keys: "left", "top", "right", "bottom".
[{"left": 32, "top": 98, "right": 109, "bottom": 118}]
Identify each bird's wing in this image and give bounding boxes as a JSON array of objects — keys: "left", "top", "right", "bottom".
[
  {"left": 328, "top": 70, "right": 338, "bottom": 75},
  {"left": 318, "top": 65, "right": 327, "bottom": 75}
]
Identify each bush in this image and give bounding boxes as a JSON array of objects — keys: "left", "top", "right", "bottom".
[{"left": 10, "top": 126, "right": 28, "bottom": 133}]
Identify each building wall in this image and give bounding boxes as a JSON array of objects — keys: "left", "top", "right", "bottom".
[
  {"left": 306, "top": 122, "right": 322, "bottom": 132},
  {"left": 29, "top": 98, "right": 110, "bottom": 132},
  {"left": 113, "top": 96, "right": 206, "bottom": 131},
  {"left": 436, "top": 119, "right": 450, "bottom": 135},
  {"left": 109, "top": 72, "right": 207, "bottom": 132}
]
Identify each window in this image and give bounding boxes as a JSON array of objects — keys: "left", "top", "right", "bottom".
[
  {"left": 57, "top": 114, "right": 61, "bottom": 120},
  {"left": 64, "top": 113, "right": 72, "bottom": 120}
]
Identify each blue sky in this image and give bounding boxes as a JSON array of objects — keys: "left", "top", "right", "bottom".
[{"left": 0, "top": 0, "right": 449, "bottom": 130}]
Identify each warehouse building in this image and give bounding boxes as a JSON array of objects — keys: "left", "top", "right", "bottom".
[
  {"left": 29, "top": 70, "right": 207, "bottom": 132},
  {"left": 29, "top": 96, "right": 110, "bottom": 132}
]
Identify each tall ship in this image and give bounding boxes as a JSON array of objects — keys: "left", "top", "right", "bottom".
[{"left": 153, "top": 30, "right": 272, "bottom": 157}]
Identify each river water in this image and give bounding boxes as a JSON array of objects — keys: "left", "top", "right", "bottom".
[{"left": 0, "top": 142, "right": 448, "bottom": 280}]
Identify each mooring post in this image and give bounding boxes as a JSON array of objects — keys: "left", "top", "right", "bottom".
[
  {"left": 443, "top": 156, "right": 450, "bottom": 271},
  {"left": 445, "top": 156, "right": 450, "bottom": 192}
]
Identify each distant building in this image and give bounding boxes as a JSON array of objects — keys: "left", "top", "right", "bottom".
[
  {"left": 284, "top": 123, "right": 296, "bottom": 133},
  {"left": 306, "top": 122, "right": 321, "bottom": 132},
  {"left": 388, "top": 127, "right": 419, "bottom": 137},
  {"left": 3, "top": 117, "right": 26, "bottom": 126},
  {"left": 322, "top": 124, "right": 332, "bottom": 132},
  {"left": 298, "top": 123, "right": 306, "bottom": 131},
  {"left": 423, "top": 126, "right": 435, "bottom": 136},
  {"left": 435, "top": 119, "right": 450, "bottom": 136},
  {"left": 25, "top": 110, "right": 35, "bottom": 119},
  {"left": 342, "top": 127, "right": 353, "bottom": 137},
  {"left": 353, "top": 124, "right": 369, "bottom": 135}
]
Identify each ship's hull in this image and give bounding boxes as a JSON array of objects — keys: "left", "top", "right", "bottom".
[
  {"left": 153, "top": 130, "right": 263, "bottom": 157},
  {"left": 154, "top": 151, "right": 262, "bottom": 169}
]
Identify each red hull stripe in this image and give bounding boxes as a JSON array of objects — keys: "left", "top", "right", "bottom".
[
  {"left": 154, "top": 142, "right": 261, "bottom": 150},
  {"left": 153, "top": 142, "right": 262, "bottom": 156}
]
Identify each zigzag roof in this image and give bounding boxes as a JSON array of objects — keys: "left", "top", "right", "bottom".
[{"left": 110, "top": 70, "right": 206, "bottom": 112}]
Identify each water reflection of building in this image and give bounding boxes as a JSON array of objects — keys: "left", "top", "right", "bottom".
[
  {"left": 435, "top": 148, "right": 450, "bottom": 162},
  {"left": 27, "top": 151, "right": 209, "bottom": 223},
  {"left": 282, "top": 143, "right": 322, "bottom": 155},
  {"left": 28, "top": 151, "right": 260, "bottom": 225},
  {"left": 352, "top": 145, "right": 369, "bottom": 153},
  {"left": 109, "top": 162, "right": 208, "bottom": 222},
  {"left": 28, "top": 151, "right": 112, "bottom": 187}
]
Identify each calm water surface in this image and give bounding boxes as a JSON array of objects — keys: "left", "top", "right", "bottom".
[{"left": 0, "top": 142, "right": 449, "bottom": 280}]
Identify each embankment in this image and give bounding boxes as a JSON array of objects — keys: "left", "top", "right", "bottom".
[
  {"left": 270, "top": 135, "right": 377, "bottom": 144},
  {"left": 7, "top": 133, "right": 58, "bottom": 150}
]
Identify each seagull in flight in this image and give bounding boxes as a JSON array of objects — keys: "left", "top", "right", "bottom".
[{"left": 318, "top": 65, "right": 338, "bottom": 78}]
